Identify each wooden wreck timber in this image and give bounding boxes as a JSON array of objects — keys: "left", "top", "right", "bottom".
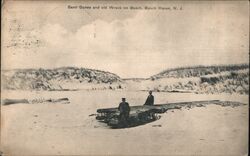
[{"left": 96, "top": 100, "right": 246, "bottom": 128}]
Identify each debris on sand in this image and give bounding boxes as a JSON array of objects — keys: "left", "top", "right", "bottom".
[
  {"left": 152, "top": 125, "right": 162, "bottom": 127},
  {"left": 213, "top": 101, "right": 246, "bottom": 108},
  {"left": 2, "top": 98, "right": 70, "bottom": 105},
  {"left": 89, "top": 114, "right": 97, "bottom": 117},
  {"left": 95, "top": 100, "right": 247, "bottom": 129},
  {"left": 44, "top": 98, "right": 69, "bottom": 104},
  {"left": 30, "top": 98, "right": 70, "bottom": 104},
  {"left": 2, "top": 99, "right": 29, "bottom": 105}
]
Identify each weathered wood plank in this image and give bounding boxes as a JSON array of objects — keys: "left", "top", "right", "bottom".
[{"left": 97, "top": 100, "right": 220, "bottom": 113}]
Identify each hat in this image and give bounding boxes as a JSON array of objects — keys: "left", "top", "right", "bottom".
[{"left": 122, "top": 98, "right": 126, "bottom": 100}]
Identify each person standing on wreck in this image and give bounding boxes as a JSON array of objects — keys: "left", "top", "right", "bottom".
[
  {"left": 118, "top": 98, "right": 130, "bottom": 126},
  {"left": 144, "top": 91, "right": 154, "bottom": 106}
]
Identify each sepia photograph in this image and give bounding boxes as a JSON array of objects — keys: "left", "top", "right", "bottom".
[{"left": 1, "top": 1, "right": 249, "bottom": 155}]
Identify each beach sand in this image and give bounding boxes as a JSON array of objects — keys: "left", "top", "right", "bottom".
[{"left": 1, "top": 90, "right": 248, "bottom": 155}]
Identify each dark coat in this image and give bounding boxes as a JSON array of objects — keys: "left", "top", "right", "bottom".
[
  {"left": 118, "top": 102, "right": 130, "bottom": 126},
  {"left": 118, "top": 102, "right": 130, "bottom": 114},
  {"left": 144, "top": 95, "right": 154, "bottom": 105}
]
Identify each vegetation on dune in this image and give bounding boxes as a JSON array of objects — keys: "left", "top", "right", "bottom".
[
  {"left": 151, "top": 64, "right": 249, "bottom": 79},
  {"left": 148, "top": 64, "right": 249, "bottom": 94},
  {"left": 2, "top": 64, "right": 249, "bottom": 94},
  {"left": 2, "top": 67, "right": 123, "bottom": 90}
]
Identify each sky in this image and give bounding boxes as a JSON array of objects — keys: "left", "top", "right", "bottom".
[{"left": 2, "top": 1, "right": 249, "bottom": 78}]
